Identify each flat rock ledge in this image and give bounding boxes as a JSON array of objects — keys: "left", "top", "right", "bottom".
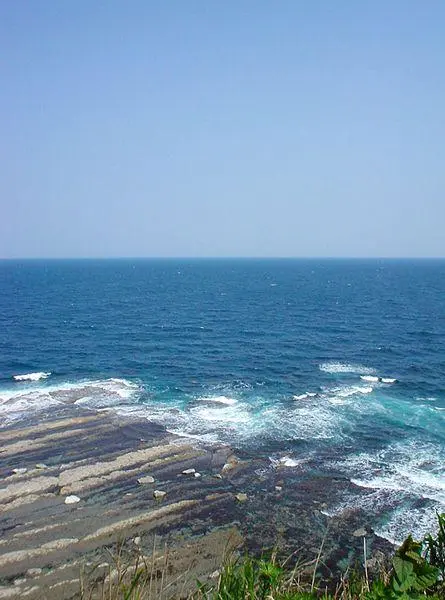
[
  {"left": 0, "top": 408, "right": 243, "bottom": 599},
  {"left": 0, "top": 406, "right": 394, "bottom": 599}
]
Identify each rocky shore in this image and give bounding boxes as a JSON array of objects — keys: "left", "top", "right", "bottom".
[{"left": 0, "top": 406, "right": 393, "bottom": 599}]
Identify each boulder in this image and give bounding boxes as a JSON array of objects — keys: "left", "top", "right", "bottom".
[
  {"left": 235, "top": 493, "right": 248, "bottom": 503},
  {"left": 64, "top": 495, "right": 81, "bottom": 504},
  {"left": 137, "top": 475, "right": 155, "bottom": 484}
]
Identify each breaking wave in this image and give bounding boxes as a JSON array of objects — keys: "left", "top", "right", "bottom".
[
  {"left": 13, "top": 372, "right": 51, "bottom": 382},
  {"left": 0, "top": 377, "right": 140, "bottom": 425},
  {"left": 326, "top": 439, "right": 445, "bottom": 543},
  {"left": 319, "top": 362, "right": 376, "bottom": 375}
]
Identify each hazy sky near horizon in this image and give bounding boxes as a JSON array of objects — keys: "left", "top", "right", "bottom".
[{"left": 1, "top": 2, "right": 444, "bottom": 258}]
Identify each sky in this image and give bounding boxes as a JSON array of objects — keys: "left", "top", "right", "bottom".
[{"left": 1, "top": 1, "right": 444, "bottom": 258}]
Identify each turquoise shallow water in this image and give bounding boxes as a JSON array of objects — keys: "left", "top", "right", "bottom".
[{"left": 0, "top": 258, "right": 444, "bottom": 542}]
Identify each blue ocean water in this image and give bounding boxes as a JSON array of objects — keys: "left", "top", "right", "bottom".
[{"left": 0, "top": 259, "right": 444, "bottom": 542}]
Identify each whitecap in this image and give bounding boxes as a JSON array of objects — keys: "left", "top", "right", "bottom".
[
  {"left": 0, "top": 377, "right": 141, "bottom": 425},
  {"left": 329, "top": 385, "right": 373, "bottom": 400},
  {"left": 319, "top": 362, "right": 376, "bottom": 375},
  {"left": 13, "top": 372, "right": 51, "bottom": 382},
  {"left": 200, "top": 395, "right": 237, "bottom": 406},
  {"left": 360, "top": 375, "right": 380, "bottom": 383},
  {"left": 293, "top": 392, "right": 317, "bottom": 401},
  {"left": 381, "top": 378, "right": 397, "bottom": 384}
]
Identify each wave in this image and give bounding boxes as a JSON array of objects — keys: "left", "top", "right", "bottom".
[
  {"left": 324, "top": 384, "right": 374, "bottom": 406},
  {"left": 360, "top": 375, "right": 398, "bottom": 384},
  {"left": 13, "top": 372, "right": 51, "bottom": 382},
  {"left": 319, "top": 362, "right": 376, "bottom": 375},
  {"left": 351, "top": 440, "right": 445, "bottom": 503},
  {"left": 127, "top": 381, "right": 382, "bottom": 445},
  {"left": 0, "top": 375, "right": 386, "bottom": 442},
  {"left": 331, "top": 385, "right": 373, "bottom": 398},
  {"left": 0, "top": 377, "right": 140, "bottom": 426},
  {"left": 293, "top": 392, "right": 317, "bottom": 401},
  {"left": 201, "top": 395, "right": 237, "bottom": 406},
  {"left": 326, "top": 439, "right": 445, "bottom": 543}
]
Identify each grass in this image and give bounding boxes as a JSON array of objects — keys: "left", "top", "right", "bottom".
[{"left": 80, "top": 514, "right": 445, "bottom": 600}]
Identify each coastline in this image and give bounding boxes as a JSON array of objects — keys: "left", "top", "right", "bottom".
[{"left": 0, "top": 405, "right": 394, "bottom": 599}]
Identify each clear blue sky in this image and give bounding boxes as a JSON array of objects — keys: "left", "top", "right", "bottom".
[{"left": 1, "top": 1, "right": 444, "bottom": 258}]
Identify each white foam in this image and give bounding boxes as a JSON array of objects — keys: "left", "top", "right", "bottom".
[
  {"left": 329, "top": 397, "right": 347, "bottom": 405},
  {"left": 381, "top": 378, "right": 397, "bottom": 384},
  {"left": 327, "top": 439, "right": 445, "bottom": 542},
  {"left": 319, "top": 362, "right": 376, "bottom": 375},
  {"left": 201, "top": 395, "right": 237, "bottom": 406},
  {"left": 88, "top": 378, "right": 139, "bottom": 400},
  {"left": 375, "top": 504, "right": 444, "bottom": 546},
  {"left": 189, "top": 404, "right": 250, "bottom": 424},
  {"left": 360, "top": 375, "right": 380, "bottom": 383},
  {"left": 13, "top": 372, "right": 51, "bottom": 382},
  {"left": 352, "top": 465, "right": 445, "bottom": 504},
  {"left": 0, "top": 390, "right": 62, "bottom": 425},
  {"left": 0, "top": 377, "right": 141, "bottom": 426},
  {"left": 293, "top": 392, "right": 317, "bottom": 400},
  {"left": 108, "top": 388, "right": 350, "bottom": 445},
  {"left": 325, "top": 385, "right": 374, "bottom": 405},
  {"left": 336, "top": 385, "right": 373, "bottom": 397}
]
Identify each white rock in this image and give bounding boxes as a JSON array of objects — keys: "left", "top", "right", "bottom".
[
  {"left": 14, "top": 578, "right": 27, "bottom": 586},
  {"left": 153, "top": 490, "right": 167, "bottom": 500},
  {"left": 35, "top": 463, "right": 48, "bottom": 469},
  {"left": 235, "top": 493, "right": 248, "bottom": 503},
  {"left": 194, "top": 472, "right": 202, "bottom": 478},
  {"left": 133, "top": 536, "right": 141, "bottom": 546},
  {"left": 353, "top": 527, "right": 367, "bottom": 537},
  {"left": 182, "top": 468, "right": 196, "bottom": 475},
  {"left": 64, "top": 495, "right": 81, "bottom": 504},
  {"left": 12, "top": 468, "right": 27, "bottom": 475},
  {"left": 26, "top": 568, "right": 43, "bottom": 578},
  {"left": 137, "top": 475, "right": 155, "bottom": 484}
]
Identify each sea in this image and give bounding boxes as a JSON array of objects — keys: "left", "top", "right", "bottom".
[{"left": 1, "top": 258, "right": 444, "bottom": 545}]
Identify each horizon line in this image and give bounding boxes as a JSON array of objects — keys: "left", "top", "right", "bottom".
[{"left": 1, "top": 256, "right": 445, "bottom": 261}]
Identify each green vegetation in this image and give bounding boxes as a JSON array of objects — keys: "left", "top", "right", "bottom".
[{"left": 82, "top": 514, "right": 445, "bottom": 600}]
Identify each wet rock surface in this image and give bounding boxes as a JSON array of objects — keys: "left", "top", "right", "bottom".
[{"left": 0, "top": 406, "right": 393, "bottom": 598}]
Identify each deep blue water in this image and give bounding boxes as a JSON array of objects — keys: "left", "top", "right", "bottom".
[{"left": 0, "top": 259, "right": 444, "bottom": 542}]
